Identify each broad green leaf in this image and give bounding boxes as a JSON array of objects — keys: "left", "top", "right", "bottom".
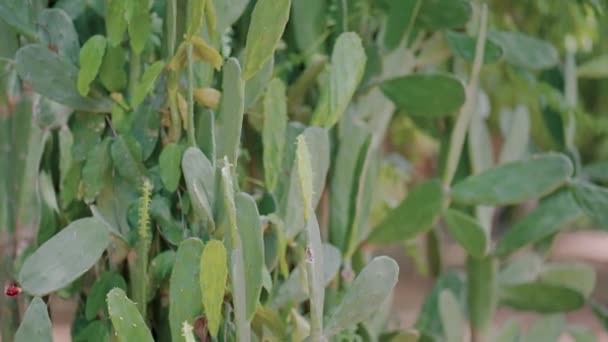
[
  {"left": 540, "top": 262, "right": 596, "bottom": 298},
  {"left": 578, "top": 54, "right": 608, "bottom": 79},
  {"left": 522, "top": 315, "right": 563, "bottom": 342},
  {"left": 186, "top": 0, "right": 207, "bottom": 37},
  {"left": 111, "top": 135, "right": 147, "bottom": 186},
  {"left": 296, "top": 134, "right": 314, "bottom": 219},
  {"left": 312, "top": 32, "right": 366, "bottom": 128},
  {"left": 150, "top": 197, "right": 183, "bottom": 245},
  {"left": 383, "top": 0, "right": 419, "bottom": 51},
  {"left": 496, "top": 190, "right": 582, "bottom": 256},
  {"left": 19, "top": 217, "right": 110, "bottom": 296},
  {"left": 439, "top": 290, "right": 464, "bottom": 342},
  {"left": 200, "top": 240, "right": 228, "bottom": 337},
  {"left": 499, "top": 105, "right": 530, "bottom": 164},
  {"left": 446, "top": 31, "right": 503, "bottom": 64},
  {"left": 499, "top": 283, "right": 584, "bottom": 313},
  {"left": 416, "top": 0, "right": 471, "bottom": 30},
  {"left": 584, "top": 161, "right": 608, "bottom": 183},
  {"left": 132, "top": 61, "right": 165, "bottom": 108},
  {"left": 126, "top": 0, "right": 150, "bottom": 54},
  {"left": 78, "top": 35, "right": 107, "bottom": 96},
  {"left": 82, "top": 138, "right": 113, "bottom": 203},
  {"left": 451, "top": 153, "right": 573, "bottom": 206},
  {"left": 0, "top": 0, "right": 36, "bottom": 38},
  {"left": 71, "top": 113, "right": 106, "bottom": 161},
  {"left": 467, "top": 257, "right": 497, "bottom": 330},
  {"left": 107, "top": 288, "right": 154, "bottom": 342},
  {"left": 159, "top": 143, "right": 185, "bottom": 192},
  {"left": 488, "top": 30, "right": 558, "bottom": 70},
  {"left": 130, "top": 102, "right": 161, "bottom": 160},
  {"left": 38, "top": 8, "right": 80, "bottom": 64},
  {"left": 182, "top": 147, "right": 215, "bottom": 226},
  {"left": 14, "top": 298, "right": 52, "bottom": 342},
  {"left": 493, "top": 320, "right": 521, "bottom": 342},
  {"left": 242, "top": 0, "right": 291, "bottom": 80},
  {"left": 570, "top": 180, "right": 608, "bottom": 229},
  {"left": 235, "top": 193, "right": 265, "bottom": 320},
  {"left": 444, "top": 209, "right": 487, "bottom": 258},
  {"left": 15, "top": 44, "right": 113, "bottom": 112},
  {"left": 415, "top": 271, "right": 465, "bottom": 338},
  {"left": 498, "top": 253, "right": 544, "bottom": 286},
  {"left": 324, "top": 256, "right": 399, "bottom": 337},
  {"left": 220, "top": 164, "right": 238, "bottom": 246},
  {"left": 381, "top": 74, "right": 465, "bottom": 117},
  {"left": 216, "top": 58, "right": 245, "bottom": 166},
  {"left": 73, "top": 320, "right": 110, "bottom": 342},
  {"left": 99, "top": 45, "right": 127, "bottom": 92},
  {"left": 213, "top": 0, "right": 249, "bottom": 33},
  {"left": 85, "top": 272, "right": 127, "bottom": 320},
  {"left": 148, "top": 250, "right": 176, "bottom": 299},
  {"left": 263, "top": 78, "right": 287, "bottom": 192},
  {"left": 291, "top": 0, "right": 326, "bottom": 54},
  {"left": 106, "top": 0, "right": 128, "bottom": 46},
  {"left": 367, "top": 179, "right": 444, "bottom": 243},
  {"left": 169, "top": 238, "right": 204, "bottom": 342}
]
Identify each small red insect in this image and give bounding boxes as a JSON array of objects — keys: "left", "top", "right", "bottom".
[{"left": 4, "top": 284, "right": 21, "bottom": 297}]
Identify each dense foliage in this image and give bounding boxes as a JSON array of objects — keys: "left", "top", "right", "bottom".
[{"left": 1, "top": 0, "right": 608, "bottom": 341}]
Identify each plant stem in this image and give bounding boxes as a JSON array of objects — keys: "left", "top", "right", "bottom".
[
  {"left": 164, "top": 0, "right": 182, "bottom": 142},
  {"left": 129, "top": 51, "right": 142, "bottom": 101},
  {"left": 187, "top": 43, "right": 196, "bottom": 146},
  {"left": 564, "top": 50, "right": 581, "bottom": 174},
  {"left": 442, "top": 4, "right": 488, "bottom": 187}
]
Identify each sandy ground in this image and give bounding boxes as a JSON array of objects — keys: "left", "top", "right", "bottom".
[{"left": 2, "top": 231, "right": 606, "bottom": 341}]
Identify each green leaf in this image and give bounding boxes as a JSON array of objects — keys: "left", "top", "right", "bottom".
[
  {"left": 182, "top": 147, "right": 215, "bottom": 226},
  {"left": 578, "top": 54, "right": 608, "bottom": 79},
  {"left": 169, "top": 238, "right": 204, "bottom": 342},
  {"left": 132, "top": 61, "right": 165, "bottom": 108},
  {"left": 235, "top": 193, "right": 265, "bottom": 321},
  {"left": 159, "top": 143, "right": 185, "bottom": 192},
  {"left": 539, "top": 262, "right": 596, "bottom": 298},
  {"left": 570, "top": 180, "right": 608, "bottom": 229},
  {"left": 492, "top": 320, "right": 521, "bottom": 342},
  {"left": 213, "top": 0, "right": 250, "bottom": 34},
  {"left": 499, "top": 283, "right": 585, "bottom": 313},
  {"left": 130, "top": 102, "right": 161, "bottom": 160},
  {"left": 82, "top": 138, "right": 113, "bottom": 203},
  {"left": 296, "top": 134, "right": 314, "bottom": 219},
  {"left": 498, "top": 253, "right": 544, "bottom": 286},
  {"left": 263, "top": 78, "right": 287, "bottom": 192},
  {"left": 107, "top": 288, "right": 154, "bottom": 342},
  {"left": 216, "top": 58, "right": 245, "bottom": 166},
  {"left": 416, "top": 0, "right": 471, "bottom": 30},
  {"left": 439, "top": 290, "right": 465, "bottom": 342},
  {"left": 126, "top": 0, "right": 150, "bottom": 54},
  {"left": 37, "top": 8, "right": 80, "bottom": 64},
  {"left": 200, "top": 240, "right": 228, "bottom": 337},
  {"left": 242, "top": 0, "right": 291, "bottom": 80},
  {"left": 99, "top": 45, "right": 127, "bottom": 92},
  {"left": 77, "top": 35, "right": 107, "bottom": 96},
  {"left": 0, "top": 0, "right": 36, "bottom": 38},
  {"left": 415, "top": 271, "right": 465, "bottom": 339},
  {"left": 15, "top": 44, "right": 113, "bottom": 112},
  {"left": 19, "top": 217, "right": 110, "bottom": 296},
  {"left": 584, "top": 161, "right": 608, "bottom": 183},
  {"left": 14, "top": 298, "right": 52, "bottom": 342},
  {"left": 446, "top": 31, "right": 503, "bottom": 64},
  {"left": 488, "top": 30, "right": 559, "bottom": 70},
  {"left": 312, "top": 32, "right": 366, "bottom": 128},
  {"left": 498, "top": 105, "right": 530, "bottom": 164},
  {"left": 381, "top": 74, "right": 466, "bottom": 117},
  {"left": 443, "top": 209, "right": 488, "bottom": 258},
  {"left": 85, "top": 272, "right": 127, "bottom": 320},
  {"left": 325, "top": 256, "right": 399, "bottom": 337},
  {"left": 383, "top": 0, "right": 419, "bottom": 51},
  {"left": 451, "top": 153, "right": 573, "bottom": 206},
  {"left": 367, "top": 179, "right": 444, "bottom": 243},
  {"left": 245, "top": 56, "right": 274, "bottom": 110},
  {"left": 150, "top": 196, "right": 183, "bottom": 246},
  {"left": 73, "top": 320, "right": 110, "bottom": 342},
  {"left": 522, "top": 315, "right": 563, "bottom": 342},
  {"left": 496, "top": 190, "right": 582, "bottom": 256},
  {"left": 291, "top": 0, "right": 326, "bottom": 54},
  {"left": 111, "top": 135, "right": 147, "bottom": 186},
  {"left": 467, "top": 256, "right": 497, "bottom": 330},
  {"left": 566, "top": 325, "right": 597, "bottom": 342},
  {"left": 591, "top": 301, "right": 608, "bottom": 331},
  {"left": 106, "top": 0, "right": 128, "bottom": 46},
  {"left": 148, "top": 250, "right": 176, "bottom": 299},
  {"left": 186, "top": 0, "right": 207, "bottom": 37}
]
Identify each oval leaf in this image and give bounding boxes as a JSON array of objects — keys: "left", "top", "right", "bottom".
[
  {"left": 182, "top": 147, "right": 215, "bottom": 225},
  {"left": 159, "top": 143, "right": 185, "bottom": 192},
  {"left": 570, "top": 180, "right": 608, "bottom": 229},
  {"left": 416, "top": 0, "right": 472, "bottom": 30},
  {"left": 324, "top": 256, "right": 399, "bottom": 337},
  {"left": 446, "top": 30, "right": 502, "bottom": 64},
  {"left": 77, "top": 35, "right": 107, "bottom": 96},
  {"left": 107, "top": 288, "right": 154, "bottom": 342},
  {"left": 499, "top": 283, "right": 585, "bottom": 313},
  {"left": 99, "top": 45, "right": 127, "bottom": 92},
  {"left": 242, "top": 0, "right": 291, "bottom": 80},
  {"left": 368, "top": 179, "right": 445, "bottom": 243},
  {"left": 15, "top": 44, "right": 113, "bottom": 112},
  {"left": 488, "top": 30, "right": 558, "bottom": 70},
  {"left": 439, "top": 290, "right": 465, "bottom": 342},
  {"left": 126, "top": 0, "right": 150, "bottom": 54},
  {"left": 216, "top": 58, "right": 245, "bottom": 166},
  {"left": 19, "top": 217, "right": 110, "bottom": 296},
  {"left": 38, "top": 8, "right": 80, "bottom": 64},
  {"left": 451, "top": 153, "right": 573, "bottom": 206},
  {"left": 85, "top": 272, "right": 127, "bottom": 320},
  {"left": 381, "top": 74, "right": 465, "bottom": 117},
  {"left": 539, "top": 262, "right": 596, "bottom": 298},
  {"left": 106, "top": 0, "right": 128, "bottom": 46},
  {"left": 444, "top": 209, "right": 488, "bottom": 258},
  {"left": 263, "top": 78, "right": 287, "bottom": 192},
  {"left": 15, "top": 298, "right": 52, "bottom": 342},
  {"left": 200, "top": 240, "right": 228, "bottom": 337},
  {"left": 132, "top": 61, "right": 165, "bottom": 108}
]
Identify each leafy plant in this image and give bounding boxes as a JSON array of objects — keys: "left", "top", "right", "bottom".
[{"left": 1, "top": 0, "right": 607, "bottom": 341}]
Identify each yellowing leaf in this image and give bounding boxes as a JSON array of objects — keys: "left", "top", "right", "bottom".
[
  {"left": 199, "top": 240, "right": 228, "bottom": 337},
  {"left": 193, "top": 87, "right": 221, "bottom": 109},
  {"left": 296, "top": 135, "right": 313, "bottom": 220},
  {"left": 191, "top": 36, "right": 223, "bottom": 70}
]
